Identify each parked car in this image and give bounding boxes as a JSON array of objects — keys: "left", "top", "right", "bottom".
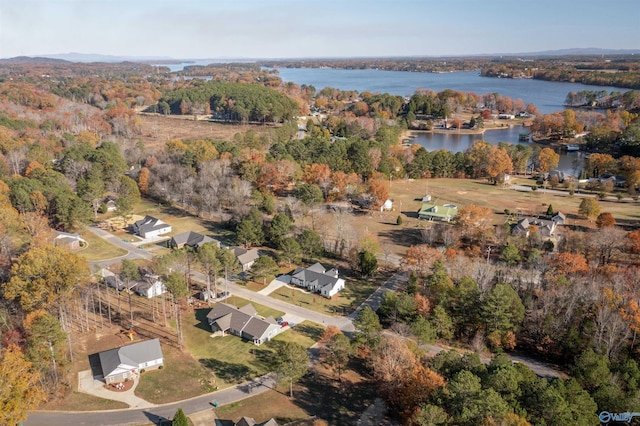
[
  {"left": 280, "top": 321, "right": 289, "bottom": 328},
  {"left": 275, "top": 317, "right": 284, "bottom": 324}
]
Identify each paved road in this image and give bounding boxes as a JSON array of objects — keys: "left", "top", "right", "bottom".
[
  {"left": 26, "top": 374, "right": 276, "bottom": 426},
  {"left": 87, "top": 227, "right": 154, "bottom": 268}
]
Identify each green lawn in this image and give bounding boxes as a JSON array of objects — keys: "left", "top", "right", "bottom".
[
  {"left": 77, "top": 231, "right": 127, "bottom": 262},
  {"left": 269, "top": 273, "right": 385, "bottom": 316},
  {"left": 135, "top": 342, "right": 215, "bottom": 404},
  {"left": 182, "top": 302, "right": 321, "bottom": 388},
  {"left": 39, "top": 391, "right": 129, "bottom": 412}
]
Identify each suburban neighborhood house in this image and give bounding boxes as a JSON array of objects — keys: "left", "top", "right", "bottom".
[
  {"left": 134, "top": 274, "right": 167, "bottom": 298},
  {"left": 511, "top": 217, "right": 557, "bottom": 238},
  {"left": 236, "top": 416, "right": 279, "bottom": 426},
  {"left": 131, "top": 215, "right": 172, "bottom": 239},
  {"left": 96, "top": 338, "right": 164, "bottom": 384},
  {"left": 169, "top": 231, "right": 219, "bottom": 250},
  {"left": 230, "top": 246, "right": 260, "bottom": 271},
  {"left": 206, "top": 303, "right": 281, "bottom": 345},
  {"left": 551, "top": 211, "right": 567, "bottom": 225},
  {"left": 53, "top": 231, "right": 86, "bottom": 250},
  {"left": 418, "top": 203, "right": 458, "bottom": 222},
  {"left": 291, "top": 262, "right": 346, "bottom": 298}
]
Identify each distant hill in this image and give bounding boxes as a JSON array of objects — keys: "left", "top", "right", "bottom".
[
  {"left": 29, "top": 52, "right": 175, "bottom": 63},
  {"left": 499, "top": 48, "right": 640, "bottom": 57},
  {"left": 0, "top": 56, "right": 71, "bottom": 64}
]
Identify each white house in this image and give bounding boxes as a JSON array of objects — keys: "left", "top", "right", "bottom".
[
  {"left": 132, "top": 216, "right": 172, "bottom": 239},
  {"left": 133, "top": 274, "right": 167, "bottom": 298},
  {"left": 380, "top": 199, "right": 393, "bottom": 212},
  {"left": 97, "top": 338, "right": 164, "bottom": 383},
  {"left": 290, "top": 263, "right": 345, "bottom": 298}
]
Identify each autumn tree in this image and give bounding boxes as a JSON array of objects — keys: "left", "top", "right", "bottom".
[
  {"left": 596, "top": 212, "right": 615, "bottom": 228},
  {"left": 486, "top": 146, "right": 513, "bottom": 184},
  {"left": 274, "top": 342, "right": 309, "bottom": 397},
  {"left": 0, "top": 344, "right": 46, "bottom": 425},
  {"left": 455, "top": 204, "right": 493, "bottom": 242},
  {"left": 138, "top": 166, "right": 150, "bottom": 195},
  {"left": 5, "top": 245, "right": 90, "bottom": 311},
  {"left": 537, "top": 148, "right": 559, "bottom": 173},
  {"left": 578, "top": 198, "right": 600, "bottom": 221},
  {"left": 402, "top": 245, "right": 443, "bottom": 276}
]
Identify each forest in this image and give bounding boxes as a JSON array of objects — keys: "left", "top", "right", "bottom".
[{"left": 0, "top": 59, "right": 639, "bottom": 425}]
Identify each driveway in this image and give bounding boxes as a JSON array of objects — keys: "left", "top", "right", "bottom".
[{"left": 77, "top": 370, "right": 154, "bottom": 409}]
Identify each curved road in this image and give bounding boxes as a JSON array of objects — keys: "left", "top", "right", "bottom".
[{"left": 27, "top": 374, "right": 276, "bottom": 426}]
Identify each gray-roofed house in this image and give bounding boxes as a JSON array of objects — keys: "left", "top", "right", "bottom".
[
  {"left": 132, "top": 215, "right": 172, "bottom": 239},
  {"left": 230, "top": 247, "right": 260, "bottom": 271},
  {"left": 100, "top": 268, "right": 125, "bottom": 291},
  {"left": 290, "top": 262, "right": 346, "bottom": 298},
  {"left": 551, "top": 212, "right": 567, "bottom": 225},
  {"left": 235, "top": 417, "right": 279, "bottom": 426},
  {"left": 97, "top": 338, "right": 163, "bottom": 384},
  {"left": 169, "top": 231, "right": 220, "bottom": 250},
  {"left": 206, "top": 302, "right": 281, "bottom": 345},
  {"left": 511, "top": 217, "right": 557, "bottom": 238}
]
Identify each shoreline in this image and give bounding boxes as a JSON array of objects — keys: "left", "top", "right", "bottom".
[{"left": 400, "top": 123, "right": 522, "bottom": 142}]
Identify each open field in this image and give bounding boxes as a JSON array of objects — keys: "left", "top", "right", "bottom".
[
  {"left": 137, "top": 114, "right": 269, "bottom": 153},
  {"left": 213, "top": 389, "right": 311, "bottom": 425}
]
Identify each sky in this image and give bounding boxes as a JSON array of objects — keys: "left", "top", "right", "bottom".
[{"left": 1, "top": 0, "right": 639, "bottom": 59}]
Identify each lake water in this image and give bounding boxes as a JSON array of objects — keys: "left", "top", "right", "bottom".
[
  {"left": 410, "top": 126, "right": 586, "bottom": 176},
  {"left": 273, "top": 68, "right": 624, "bottom": 115}
]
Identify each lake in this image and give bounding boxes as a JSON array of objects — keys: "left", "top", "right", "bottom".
[
  {"left": 273, "top": 68, "right": 624, "bottom": 115},
  {"left": 410, "top": 126, "right": 586, "bottom": 176}
]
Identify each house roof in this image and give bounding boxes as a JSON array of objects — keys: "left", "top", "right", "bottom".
[
  {"left": 235, "top": 417, "right": 280, "bottom": 426},
  {"left": 512, "top": 217, "right": 556, "bottom": 236},
  {"left": 99, "top": 339, "right": 163, "bottom": 378},
  {"left": 133, "top": 216, "right": 170, "bottom": 234},
  {"left": 171, "top": 231, "right": 217, "bottom": 248},
  {"left": 236, "top": 418, "right": 256, "bottom": 426},
  {"left": 230, "top": 247, "right": 260, "bottom": 266},
  {"left": 292, "top": 264, "right": 340, "bottom": 289},
  {"left": 206, "top": 303, "right": 277, "bottom": 340},
  {"left": 418, "top": 203, "right": 458, "bottom": 219}
]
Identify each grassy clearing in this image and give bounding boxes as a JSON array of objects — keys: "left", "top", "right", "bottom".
[
  {"left": 39, "top": 391, "right": 129, "bottom": 411},
  {"left": 214, "top": 389, "right": 310, "bottom": 424},
  {"left": 135, "top": 343, "right": 215, "bottom": 404},
  {"left": 77, "top": 231, "right": 127, "bottom": 262},
  {"left": 222, "top": 295, "right": 285, "bottom": 319},
  {"left": 182, "top": 303, "right": 320, "bottom": 388}
]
